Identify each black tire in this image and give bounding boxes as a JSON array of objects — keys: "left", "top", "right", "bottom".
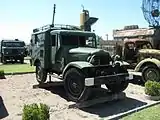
[
  {"left": 15, "top": 59, "right": 17, "bottom": 63},
  {"left": 1, "top": 55, "right": 6, "bottom": 64},
  {"left": 142, "top": 65, "right": 160, "bottom": 83},
  {"left": 105, "top": 81, "right": 129, "bottom": 93},
  {"left": 64, "top": 68, "right": 91, "bottom": 102},
  {"left": 36, "top": 63, "right": 47, "bottom": 84},
  {"left": 105, "top": 66, "right": 129, "bottom": 93}
]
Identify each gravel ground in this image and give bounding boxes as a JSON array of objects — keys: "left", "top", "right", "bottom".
[{"left": 0, "top": 74, "right": 158, "bottom": 120}]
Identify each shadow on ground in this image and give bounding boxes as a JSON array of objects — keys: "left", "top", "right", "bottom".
[
  {"left": 43, "top": 85, "right": 70, "bottom": 101},
  {"left": 0, "top": 76, "right": 6, "bottom": 79},
  {"left": 80, "top": 97, "right": 147, "bottom": 118},
  {"left": 39, "top": 84, "right": 147, "bottom": 118},
  {"left": 0, "top": 96, "right": 9, "bottom": 119}
]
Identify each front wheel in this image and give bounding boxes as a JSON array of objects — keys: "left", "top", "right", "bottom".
[
  {"left": 64, "top": 68, "right": 91, "bottom": 102},
  {"left": 20, "top": 58, "right": 24, "bottom": 64},
  {"left": 105, "top": 81, "right": 129, "bottom": 93},
  {"left": 36, "top": 63, "right": 47, "bottom": 84},
  {"left": 142, "top": 65, "right": 160, "bottom": 83},
  {"left": 1, "top": 55, "right": 6, "bottom": 64}
]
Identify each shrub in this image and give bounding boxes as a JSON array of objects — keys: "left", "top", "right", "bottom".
[
  {"left": 22, "top": 103, "right": 50, "bottom": 120},
  {"left": 145, "top": 80, "right": 160, "bottom": 96},
  {"left": 0, "top": 70, "right": 5, "bottom": 79}
]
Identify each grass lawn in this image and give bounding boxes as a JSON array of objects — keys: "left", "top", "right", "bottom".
[
  {"left": 0, "top": 63, "right": 35, "bottom": 74},
  {"left": 121, "top": 104, "right": 160, "bottom": 120}
]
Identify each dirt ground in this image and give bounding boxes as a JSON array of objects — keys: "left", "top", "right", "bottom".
[{"left": 0, "top": 73, "right": 158, "bottom": 120}]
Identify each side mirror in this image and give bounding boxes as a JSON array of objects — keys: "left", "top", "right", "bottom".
[
  {"left": 30, "top": 39, "right": 34, "bottom": 46},
  {"left": 112, "top": 54, "right": 122, "bottom": 61}
]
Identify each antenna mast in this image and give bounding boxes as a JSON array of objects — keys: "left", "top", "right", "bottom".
[
  {"left": 81, "top": 4, "right": 84, "bottom": 11},
  {"left": 52, "top": 4, "right": 56, "bottom": 26}
]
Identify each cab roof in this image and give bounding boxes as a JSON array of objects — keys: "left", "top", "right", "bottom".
[
  {"left": 1, "top": 39, "right": 24, "bottom": 42},
  {"left": 50, "top": 29, "right": 96, "bottom": 36}
]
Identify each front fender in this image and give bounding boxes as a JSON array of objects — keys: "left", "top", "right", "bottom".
[
  {"left": 134, "top": 58, "right": 160, "bottom": 72},
  {"left": 62, "top": 61, "right": 93, "bottom": 78}
]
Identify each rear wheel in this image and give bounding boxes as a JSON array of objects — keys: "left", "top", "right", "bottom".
[
  {"left": 64, "top": 68, "right": 91, "bottom": 102},
  {"left": 36, "top": 62, "right": 47, "bottom": 84},
  {"left": 142, "top": 65, "right": 160, "bottom": 83}
]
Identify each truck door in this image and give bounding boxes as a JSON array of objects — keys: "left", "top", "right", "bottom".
[{"left": 50, "top": 34, "right": 58, "bottom": 65}]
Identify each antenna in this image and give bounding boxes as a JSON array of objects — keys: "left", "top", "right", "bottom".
[
  {"left": 81, "top": 4, "right": 84, "bottom": 11},
  {"left": 52, "top": 4, "right": 56, "bottom": 26}
]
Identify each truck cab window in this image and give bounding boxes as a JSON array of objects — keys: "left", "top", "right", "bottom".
[{"left": 51, "top": 35, "right": 56, "bottom": 46}]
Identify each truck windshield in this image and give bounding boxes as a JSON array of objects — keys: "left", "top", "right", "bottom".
[
  {"left": 2, "top": 42, "right": 25, "bottom": 47},
  {"left": 136, "top": 41, "right": 152, "bottom": 49},
  {"left": 61, "top": 35, "right": 96, "bottom": 48}
]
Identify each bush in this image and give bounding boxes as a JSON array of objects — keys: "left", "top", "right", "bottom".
[
  {"left": 22, "top": 103, "right": 50, "bottom": 120},
  {"left": 0, "top": 70, "right": 5, "bottom": 79},
  {"left": 145, "top": 80, "right": 160, "bottom": 96}
]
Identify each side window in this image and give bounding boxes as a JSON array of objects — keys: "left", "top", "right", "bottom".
[
  {"left": 35, "top": 35, "right": 38, "bottom": 44},
  {"left": 35, "top": 33, "right": 44, "bottom": 44},
  {"left": 36, "top": 34, "right": 41, "bottom": 44},
  {"left": 51, "top": 35, "right": 56, "bottom": 46},
  {"left": 31, "top": 35, "right": 35, "bottom": 44}
]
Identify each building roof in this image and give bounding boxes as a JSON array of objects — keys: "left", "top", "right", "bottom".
[
  {"left": 123, "top": 38, "right": 149, "bottom": 43},
  {"left": 113, "top": 28, "right": 155, "bottom": 38}
]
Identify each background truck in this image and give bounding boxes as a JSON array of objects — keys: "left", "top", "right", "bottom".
[
  {"left": 0, "top": 39, "right": 26, "bottom": 64},
  {"left": 29, "top": 24, "right": 133, "bottom": 102},
  {"left": 100, "top": 38, "right": 160, "bottom": 83}
]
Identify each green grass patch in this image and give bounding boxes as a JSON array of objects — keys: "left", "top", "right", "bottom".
[
  {"left": 0, "top": 63, "right": 35, "bottom": 74},
  {"left": 121, "top": 104, "right": 160, "bottom": 120}
]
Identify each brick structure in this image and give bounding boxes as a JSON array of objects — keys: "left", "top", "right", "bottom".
[{"left": 113, "top": 25, "right": 160, "bottom": 49}]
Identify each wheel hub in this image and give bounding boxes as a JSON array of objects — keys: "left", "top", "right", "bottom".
[
  {"left": 72, "top": 82, "right": 78, "bottom": 89},
  {"left": 68, "top": 78, "right": 82, "bottom": 97},
  {"left": 145, "top": 69, "right": 158, "bottom": 81}
]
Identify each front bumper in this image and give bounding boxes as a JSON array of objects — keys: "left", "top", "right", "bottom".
[
  {"left": 4, "top": 55, "right": 24, "bottom": 60},
  {"left": 85, "top": 73, "right": 133, "bottom": 86}
]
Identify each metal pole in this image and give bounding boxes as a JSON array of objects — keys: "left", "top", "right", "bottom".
[{"left": 52, "top": 4, "right": 56, "bottom": 26}]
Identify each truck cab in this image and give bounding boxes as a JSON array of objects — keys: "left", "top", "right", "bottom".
[
  {"left": 0, "top": 39, "right": 26, "bottom": 64},
  {"left": 111, "top": 39, "right": 160, "bottom": 83}
]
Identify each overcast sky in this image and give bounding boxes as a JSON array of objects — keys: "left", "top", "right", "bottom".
[{"left": 0, "top": 0, "right": 149, "bottom": 44}]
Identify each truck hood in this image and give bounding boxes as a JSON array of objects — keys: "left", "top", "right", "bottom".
[
  {"left": 138, "top": 49, "right": 160, "bottom": 59},
  {"left": 69, "top": 47, "right": 107, "bottom": 55},
  {"left": 138, "top": 49, "right": 160, "bottom": 55}
]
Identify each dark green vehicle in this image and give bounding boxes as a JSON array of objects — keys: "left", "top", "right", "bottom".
[
  {"left": 0, "top": 39, "right": 26, "bottom": 64},
  {"left": 29, "top": 24, "right": 133, "bottom": 102}
]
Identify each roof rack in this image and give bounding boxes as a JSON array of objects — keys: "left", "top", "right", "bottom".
[{"left": 33, "top": 24, "right": 81, "bottom": 33}]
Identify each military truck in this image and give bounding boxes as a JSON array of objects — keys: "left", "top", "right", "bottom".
[
  {"left": 0, "top": 39, "right": 26, "bottom": 64},
  {"left": 29, "top": 24, "right": 133, "bottom": 102},
  {"left": 102, "top": 38, "right": 160, "bottom": 83}
]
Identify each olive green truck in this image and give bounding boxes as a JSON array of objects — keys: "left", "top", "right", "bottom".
[{"left": 29, "top": 24, "right": 133, "bottom": 102}]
